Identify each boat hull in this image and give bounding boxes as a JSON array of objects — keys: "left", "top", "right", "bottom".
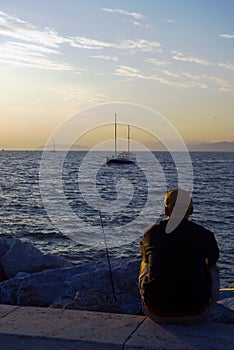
[{"left": 106, "top": 157, "right": 135, "bottom": 164}]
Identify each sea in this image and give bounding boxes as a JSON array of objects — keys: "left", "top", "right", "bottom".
[{"left": 0, "top": 150, "right": 233, "bottom": 288}]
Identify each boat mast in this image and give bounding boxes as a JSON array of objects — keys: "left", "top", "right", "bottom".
[
  {"left": 114, "top": 113, "right": 117, "bottom": 157},
  {"left": 128, "top": 125, "right": 130, "bottom": 154}
]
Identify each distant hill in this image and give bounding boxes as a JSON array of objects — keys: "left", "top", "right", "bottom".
[
  {"left": 188, "top": 141, "right": 234, "bottom": 152},
  {"left": 135, "top": 141, "right": 234, "bottom": 152}
]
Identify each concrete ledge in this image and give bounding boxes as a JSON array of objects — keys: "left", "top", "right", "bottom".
[{"left": 0, "top": 304, "right": 233, "bottom": 350}]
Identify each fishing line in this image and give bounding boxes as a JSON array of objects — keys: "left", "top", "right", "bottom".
[{"left": 94, "top": 184, "right": 117, "bottom": 303}]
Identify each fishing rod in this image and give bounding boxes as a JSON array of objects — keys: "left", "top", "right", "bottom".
[{"left": 95, "top": 187, "right": 117, "bottom": 303}]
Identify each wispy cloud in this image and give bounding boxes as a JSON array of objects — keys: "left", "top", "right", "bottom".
[
  {"left": 102, "top": 7, "right": 153, "bottom": 30},
  {"left": 171, "top": 49, "right": 234, "bottom": 74},
  {"left": 114, "top": 65, "right": 208, "bottom": 89},
  {"left": 119, "top": 39, "right": 160, "bottom": 51},
  {"left": 145, "top": 58, "right": 171, "bottom": 66},
  {"left": 207, "top": 76, "right": 233, "bottom": 93},
  {"left": 115, "top": 65, "right": 141, "bottom": 76},
  {"left": 0, "top": 10, "right": 160, "bottom": 71},
  {"left": 0, "top": 41, "right": 73, "bottom": 70},
  {"left": 70, "top": 37, "right": 161, "bottom": 52},
  {"left": 0, "top": 11, "right": 73, "bottom": 70},
  {"left": 102, "top": 8, "right": 146, "bottom": 20},
  {"left": 114, "top": 64, "right": 233, "bottom": 93},
  {"left": 182, "top": 72, "right": 202, "bottom": 80},
  {"left": 133, "top": 22, "right": 141, "bottom": 26},
  {"left": 182, "top": 72, "right": 233, "bottom": 93},
  {"left": 3, "top": 41, "right": 60, "bottom": 55},
  {"left": 171, "top": 50, "right": 212, "bottom": 66},
  {"left": 74, "top": 68, "right": 87, "bottom": 75},
  {"left": 162, "top": 19, "right": 175, "bottom": 23},
  {"left": 158, "top": 69, "right": 180, "bottom": 78},
  {"left": 0, "top": 11, "right": 66, "bottom": 47},
  {"left": 219, "top": 62, "right": 234, "bottom": 71},
  {"left": 89, "top": 55, "right": 118, "bottom": 61},
  {"left": 50, "top": 87, "right": 108, "bottom": 103},
  {"left": 219, "top": 34, "right": 234, "bottom": 39},
  {"left": 69, "top": 36, "right": 112, "bottom": 50}
]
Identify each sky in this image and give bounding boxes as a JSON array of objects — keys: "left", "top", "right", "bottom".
[{"left": 0, "top": 0, "right": 233, "bottom": 150}]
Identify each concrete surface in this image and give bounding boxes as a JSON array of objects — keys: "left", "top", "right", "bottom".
[{"left": 0, "top": 304, "right": 233, "bottom": 350}]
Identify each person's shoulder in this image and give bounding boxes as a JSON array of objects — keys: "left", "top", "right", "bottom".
[
  {"left": 144, "top": 219, "right": 167, "bottom": 234},
  {"left": 142, "top": 220, "right": 167, "bottom": 244},
  {"left": 187, "top": 220, "right": 214, "bottom": 236}
]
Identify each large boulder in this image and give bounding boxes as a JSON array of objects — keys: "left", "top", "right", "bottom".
[
  {"left": 0, "top": 257, "right": 141, "bottom": 314},
  {"left": 0, "top": 238, "right": 73, "bottom": 279}
]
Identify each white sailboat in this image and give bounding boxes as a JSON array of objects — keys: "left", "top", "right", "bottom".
[{"left": 105, "top": 114, "right": 136, "bottom": 164}]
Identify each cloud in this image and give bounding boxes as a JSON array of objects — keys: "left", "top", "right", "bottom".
[
  {"left": 182, "top": 72, "right": 202, "bottom": 80},
  {"left": 50, "top": 87, "right": 109, "bottom": 103},
  {"left": 0, "top": 9, "right": 162, "bottom": 73},
  {"left": 74, "top": 68, "right": 87, "bottom": 75},
  {"left": 146, "top": 58, "right": 229, "bottom": 88},
  {"left": 183, "top": 71, "right": 233, "bottom": 93},
  {"left": 114, "top": 63, "right": 232, "bottom": 92},
  {"left": 0, "top": 11, "right": 74, "bottom": 70},
  {"left": 118, "top": 39, "right": 160, "bottom": 51},
  {"left": 158, "top": 69, "right": 180, "bottom": 78},
  {"left": 219, "top": 62, "right": 234, "bottom": 71},
  {"left": 0, "top": 11, "right": 66, "bottom": 47},
  {"left": 0, "top": 41, "right": 73, "bottom": 70},
  {"left": 171, "top": 50, "right": 212, "bottom": 66},
  {"left": 219, "top": 34, "right": 234, "bottom": 39},
  {"left": 133, "top": 22, "right": 141, "bottom": 26},
  {"left": 128, "top": 20, "right": 142, "bottom": 27},
  {"left": 0, "top": 11, "right": 160, "bottom": 71},
  {"left": 102, "top": 7, "right": 153, "bottom": 30},
  {"left": 114, "top": 65, "right": 208, "bottom": 89},
  {"left": 162, "top": 19, "right": 175, "bottom": 23},
  {"left": 115, "top": 65, "right": 141, "bottom": 75},
  {"left": 207, "top": 76, "right": 233, "bottom": 93},
  {"left": 171, "top": 49, "right": 234, "bottom": 73},
  {"left": 70, "top": 36, "right": 161, "bottom": 52},
  {"left": 68, "top": 36, "right": 112, "bottom": 50},
  {"left": 3, "top": 41, "right": 61, "bottom": 55},
  {"left": 102, "top": 8, "right": 146, "bottom": 20},
  {"left": 145, "top": 58, "right": 171, "bottom": 66},
  {"left": 89, "top": 55, "right": 118, "bottom": 61}
]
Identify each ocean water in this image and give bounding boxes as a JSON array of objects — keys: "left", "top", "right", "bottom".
[{"left": 0, "top": 150, "right": 233, "bottom": 288}]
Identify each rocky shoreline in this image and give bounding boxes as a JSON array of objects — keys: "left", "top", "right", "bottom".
[{"left": 0, "top": 238, "right": 233, "bottom": 322}]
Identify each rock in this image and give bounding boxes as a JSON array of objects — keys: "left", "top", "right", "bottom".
[
  {"left": 1, "top": 238, "right": 73, "bottom": 279},
  {"left": 0, "top": 257, "right": 141, "bottom": 314},
  {"left": 62, "top": 258, "right": 141, "bottom": 314},
  {"left": 208, "top": 303, "right": 234, "bottom": 323},
  {"left": 0, "top": 240, "right": 11, "bottom": 259},
  {"left": 217, "top": 290, "right": 234, "bottom": 311}
]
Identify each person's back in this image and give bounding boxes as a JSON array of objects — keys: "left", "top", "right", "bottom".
[{"left": 139, "top": 189, "right": 220, "bottom": 324}]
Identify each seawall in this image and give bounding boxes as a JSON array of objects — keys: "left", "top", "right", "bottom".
[{"left": 0, "top": 303, "right": 233, "bottom": 350}]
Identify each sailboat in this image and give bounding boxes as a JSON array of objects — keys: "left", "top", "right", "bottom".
[{"left": 105, "top": 114, "right": 136, "bottom": 164}]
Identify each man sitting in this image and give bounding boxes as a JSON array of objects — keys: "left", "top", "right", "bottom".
[{"left": 139, "top": 188, "right": 220, "bottom": 324}]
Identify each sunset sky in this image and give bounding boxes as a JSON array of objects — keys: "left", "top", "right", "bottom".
[{"left": 0, "top": 0, "right": 233, "bottom": 150}]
